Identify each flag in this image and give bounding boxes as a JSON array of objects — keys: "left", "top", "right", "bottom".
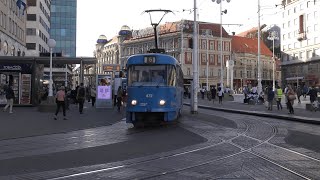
[{"left": 16, "top": 0, "right": 27, "bottom": 15}]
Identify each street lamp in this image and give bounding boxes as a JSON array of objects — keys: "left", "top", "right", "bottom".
[
  {"left": 267, "top": 31, "right": 279, "bottom": 91},
  {"left": 212, "top": 0, "right": 230, "bottom": 90},
  {"left": 191, "top": 0, "right": 199, "bottom": 113},
  {"left": 48, "top": 39, "right": 56, "bottom": 97},
  {"left": 257, "top": 0, "right": 263, "bottom": 95}
]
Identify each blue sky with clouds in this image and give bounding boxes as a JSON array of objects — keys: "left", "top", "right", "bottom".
[{"left": 76, "top": 0, "right": 280, "bottom": 57}]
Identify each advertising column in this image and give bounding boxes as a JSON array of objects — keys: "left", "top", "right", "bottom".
[{"left": 95, "top": 74, "right": 113, "bottom": 108}]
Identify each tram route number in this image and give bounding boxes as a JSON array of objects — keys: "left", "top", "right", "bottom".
[{"left": 146, "top": 94, "right": 153, "bottom": 98}]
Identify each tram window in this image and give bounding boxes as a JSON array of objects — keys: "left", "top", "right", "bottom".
[{"left": 167, "top": 66, "right": 176, "bottom": 86}]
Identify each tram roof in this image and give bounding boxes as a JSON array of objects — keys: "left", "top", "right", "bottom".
[
  {"left": 0, "top": 56, "right": 97, "bottom": 65},
  {"left": 126, "top": 53, "right": 179, "bottom": 66}
]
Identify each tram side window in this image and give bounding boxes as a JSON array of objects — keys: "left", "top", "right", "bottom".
[
  {"left": 167, "top": 66, "right": 176, "bottom": 87},
  {"left": 177, "top": 66, "right": 184, "bottom": 87}
]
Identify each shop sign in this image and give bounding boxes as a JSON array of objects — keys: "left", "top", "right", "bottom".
[
  {"left": 0, "top": 65, "right": 22, "bottom": 71},
  {"left": 102, "top": 64, "right": 120, "bottom": 71},
  {"left": 0, "top": 64, "right": 33, "bottom": 73}
]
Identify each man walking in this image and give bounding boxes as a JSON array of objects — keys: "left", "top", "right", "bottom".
[
  {"left": 276, "top": 85, "right": 283, "bottom": 110},
  {"left": 77, "top": 83, "right": 86, "bottom": 114},
  {"left": 3, "top": 85, "right": 14, "bottom": 113}
]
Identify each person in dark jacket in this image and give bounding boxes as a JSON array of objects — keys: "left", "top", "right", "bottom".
[
  {"left": 211, "top": 87, "right": 217, "bottom": 104},
  {"left": 3, "top": 85, "right": 14, "bottom": 113},
  {"left": 308, "top": 86, "right": 318, "bottom": 103},
  {"left": 267, "top": 87, "right": 275, "bottom": 111},
  {"left": 77, "top": 83, "right": 86, "bottom": 114}
]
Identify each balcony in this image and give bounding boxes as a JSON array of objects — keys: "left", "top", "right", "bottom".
[{"left": 297, "top": 32, "right": 306, "bottom": 41}]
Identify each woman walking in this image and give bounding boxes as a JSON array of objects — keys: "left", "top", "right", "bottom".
[
  {"left": 3, "top": 85, "right": 14, "bottom": 113},
  {"left": 286, "top": 85, "right": 295, "bottom": 114},
  {"left": 54, "top": 86, "right": 67, "bottom": 120}
]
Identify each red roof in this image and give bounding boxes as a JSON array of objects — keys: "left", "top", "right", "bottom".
[
  {"left": 231, "top": 36, "right": 272, "bottom": 56},
  {"left": 198, "top": 22, "right": 230, "bottom": 38},
  {"left": 236, "top": 27, "right": 258, "bottom": 37}
]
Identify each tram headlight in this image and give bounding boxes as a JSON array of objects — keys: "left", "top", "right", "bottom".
[
  {"left": 159, "top": 100, "right": 166, "bottom": 106},
  {"left": 131, "top": 100, "right": 137, "bottom": 106}
]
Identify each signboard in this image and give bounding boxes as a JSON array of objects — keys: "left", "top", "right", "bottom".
[
  {"left": 96, "top": 74, "right": 112, "bottom": 108},
  {"left": 102, "top": 64, "right": 120, "bottom": 71},
  {"left": 20, "top": 74, "right": 31, "bottom": 104}
]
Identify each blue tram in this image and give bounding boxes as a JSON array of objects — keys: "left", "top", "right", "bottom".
[{"left": 126, "top": 53, "right": 184, "bottom": 127}]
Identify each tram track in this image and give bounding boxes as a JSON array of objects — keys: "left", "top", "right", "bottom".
[{"left": 6, "top": 111, "right": 320, "bottom": 180}]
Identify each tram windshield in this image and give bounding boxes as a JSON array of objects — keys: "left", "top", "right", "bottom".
[{"left": 128, "top": 65, "right": 176, "bottom": 87}]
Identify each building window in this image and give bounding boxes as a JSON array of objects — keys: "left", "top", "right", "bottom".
[
  {"left": 307, "top": 50, "right": 312, "bottom": 59},
  {"left": 294, "top": 18, "right": 297, "bottom": 25},
  {"left": 26, "top": 43, "right": 36, "bottom": 50},
  {"left": 27, "top": 14, "right": 37, "bottom": 21},
  {"left": 26, "top": 28, "right": 36, "bottom": 35},
  {"left": 315, "top": 24, "right": 318, "bottom": 31},
  {"left": 288, "top": 21, "right": 291, "bottom": 28},
  {"left": 187, "top": 68, "right": 190, "bottom": 76},
  {"left": 234, "top": 70, "right": 237, "bottom": 78},
  {"left": 210, "top": 68, "right": 214, "bottom": 77},
  {"left": 28, "top": 0, "right": 37, "bottom": 6}
]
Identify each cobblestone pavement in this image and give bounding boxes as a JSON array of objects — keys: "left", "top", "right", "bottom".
[
  {"left": 184, "top": 94, "right": 320, "bottom": 124},
  {"left": 0, "top": 102, "right": 126, "bottom": 140}
]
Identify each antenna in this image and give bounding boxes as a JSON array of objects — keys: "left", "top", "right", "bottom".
[{"left": 142, "top": 9, "right": 173, "bottom": 53}]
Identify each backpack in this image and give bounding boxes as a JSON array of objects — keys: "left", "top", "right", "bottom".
[{"left": 78, "top": 87, "right": 85, "bottom": 98}]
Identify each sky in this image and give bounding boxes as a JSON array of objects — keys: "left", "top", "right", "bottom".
[{"left": 76, "top": 0, "right": 280, "bottom": 57}]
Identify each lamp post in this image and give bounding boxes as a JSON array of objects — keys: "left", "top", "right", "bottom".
[
  {"left": 48, "top": 39, "right": 56, "bottom": 97},
  {"left": 191, "top": 0, "right": 199, "bottom": 113},
  {"left": 65, "top": 64, "right": 68, "bottom": 88},
  {"left": 212, "top": 0, "right": 230, "bottom": 90},
  {"left": 257, "top": 0, "right": 263, "bottom": 95},
  {"left": 267, "top": 31, "right": 279, "bottom": 91}
]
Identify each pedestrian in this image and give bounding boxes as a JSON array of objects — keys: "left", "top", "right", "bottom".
[
  {"left": 308, "top": 85, "right": 318, "bottom": 103},
  {"left": 90, "top": 86, "right": 96, "bottom": 107},
  {"left": 77, "top": 83, "right": 86, "bottom": 114},
  {"left": 286, "top": 85, "right": 296, "bottom": 114},
  {"left": 296, "top": 86, "right": 302, "bottom": 103},
  {"left": 3, "top": 85, "right": 14, "bottom": 113},
  {"left": 200, "top": 87, "right": 205, "bottom": 99},
  {"left": 211, "top": 86, "right": 217, "bottom": 104},
  {"left": 54, "top": 86, "right": 67, "bottom": 120},
  {"left": 122, "top": 86, "right": 127, "bottom": 108},
  {"left": 116, "top": 86, "right": 123, "bottom": 112},
  {"left": 217, "top": 86, "right": 223, "bottom": 104},
  {"left": 275, "top": 85, "right": 283, "bottom": 110},
  {"left": 267, "top": 87, "right": 275, "bottom": 111}
]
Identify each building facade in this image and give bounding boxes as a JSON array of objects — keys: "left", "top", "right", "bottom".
[
  {"left": 231, "top": 36, "right": 275, "bottom": 92},
  {"left": 0, "top": 0, "right": 27, "bottom": 56},
  {"left": 25, "top": 0, "right": 51, "bottom": 56},
  {"left": 50, "top": 0, "right": 77, "bottom": 57},
  {"left": 280, "top": 0, "right": 320, "bottom": 87},
  {"left": 121, "top": 20, "right": 232, "bottom": 89}
]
